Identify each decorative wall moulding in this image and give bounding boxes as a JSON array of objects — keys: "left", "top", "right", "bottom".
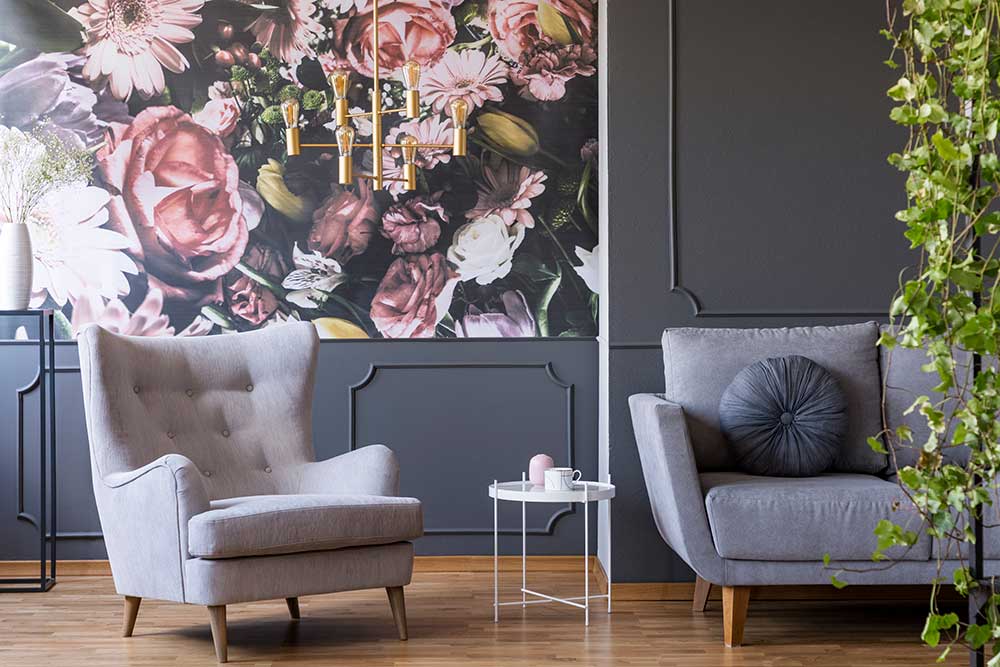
[
  {"left": 663, "top": 0, "right": 887, "bottom": 320},
  {"left": 348, "top": 361, "right": 577, "bottom": 536}
]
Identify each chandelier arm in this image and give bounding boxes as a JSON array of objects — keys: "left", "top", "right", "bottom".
[
  {"left": 383, "top": 143, "right": 454, "bottom": 149},
  {"left": 300, "top": 143, "right": 375, "bottom": 149},
  {"left": 357, "top": 174, "right": 409, "bottom": 183}
]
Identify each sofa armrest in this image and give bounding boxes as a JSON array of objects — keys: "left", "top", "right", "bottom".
[
  {"left": 629, "top": 393, "right": 724, "bottom": 584},
  {"left": 94, "top": 454, "right": 210, "bottom": 603},
  {"left": 295, "top": 444, "right": 400, "bottom": 496}
]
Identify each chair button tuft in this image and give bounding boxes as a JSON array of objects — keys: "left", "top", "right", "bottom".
[
  {"left": 133, "top": 386, "right": 140, "bottom": 394},
  {"left": 185, "top": 389, "right": 194, "bottom": 397},
  {"left": 166, "top": 432, "right": 175, "bottom": 439},
  {"left": 203, "top": 470, "right": 212, "bottom": 477},
  {"left": 264, "top": 466, "right": 272, "bottom": 473},
  {"left": 222, "top": 429, "right": 230, "bottom": 438},
  {"left": 246, "top": 384, "right": 254, "bottom": 392}
]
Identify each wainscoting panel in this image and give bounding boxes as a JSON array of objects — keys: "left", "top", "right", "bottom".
[
  {"left": 0, "top": 338, "right": 597, "bottom": 560},
  {"left": 670, "top": 0, "right": 908, "bottom": 319}
]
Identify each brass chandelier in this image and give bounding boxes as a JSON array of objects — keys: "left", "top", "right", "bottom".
[{"left": 280, "top": 0, "right": 469, "bottom": 191}]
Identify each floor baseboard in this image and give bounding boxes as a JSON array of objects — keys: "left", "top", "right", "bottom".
[{"left": 0, "top": 557, "right": 957, "bottom": 602}]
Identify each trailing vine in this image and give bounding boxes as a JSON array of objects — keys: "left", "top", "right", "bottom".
[{"left": 879, "top": 0, "right": 1000, "bottom": 660}]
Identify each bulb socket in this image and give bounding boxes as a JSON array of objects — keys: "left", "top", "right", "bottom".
[
  {"left": 338, "top": 154, "right": 353, "bottom": 184},
  {"left": 403, "top": 163, "right": 417, "bottom": 191},
  {"left": 452, "top": 127, "right": 467, "bottom": 157},
  {"left": 406, "top": 90, "right": 420, "bottom": 119},
  {"left": 335, "top": 98, "right": 349, "bottom": 127},
  {"left": 285, "top": 127, "right": 301, "bottom": 156}
]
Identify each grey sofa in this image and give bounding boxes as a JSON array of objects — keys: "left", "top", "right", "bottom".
[
  {"left": 630, "top": 322, "right": 998, "bottom": 647},
  {"left": 78, "top": 322, "right": 423, "bottom": 662}
]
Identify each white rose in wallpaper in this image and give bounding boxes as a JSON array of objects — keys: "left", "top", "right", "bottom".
[{"left": 448, "top": 216, "right": 525, "bottom": 286}]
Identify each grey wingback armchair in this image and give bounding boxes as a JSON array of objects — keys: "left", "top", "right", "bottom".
[{"left": 78, "top": 322, "right": 422, "bottom": 662}]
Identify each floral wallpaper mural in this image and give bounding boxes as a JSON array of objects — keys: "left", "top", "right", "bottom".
[{"left": 0, "top": 0, "right": 598, "bottom": 338}]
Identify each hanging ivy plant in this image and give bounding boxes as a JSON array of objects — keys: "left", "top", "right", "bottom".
[{"left": 877, "top": 0, "right": 1000, "bottom": 661}]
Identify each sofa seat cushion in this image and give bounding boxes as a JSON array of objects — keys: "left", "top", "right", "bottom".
[
  {"left": 702, "top": 472, "right": 930, "bottom": 561},
  {"left": 188, "top": 494, "right": 423, "bottom": 559}
]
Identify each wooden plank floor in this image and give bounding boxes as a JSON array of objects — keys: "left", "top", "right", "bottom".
[{"left": 0, "top": 572, "right": 966, "bottom": 666}]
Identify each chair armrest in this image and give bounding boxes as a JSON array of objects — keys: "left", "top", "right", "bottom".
[
  {"left": 629, "top": 393, "right": 725, "bottom": 584},
  {"left": 295, "top": 444, "right": 400, "bottom": 496},
  {"left": 94, "top": 454, "right": 210, "bottom": 602}
]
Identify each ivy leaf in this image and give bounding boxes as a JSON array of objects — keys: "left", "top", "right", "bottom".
[
  {"left": 931, "top": 131, "right": 961, "bottom": 161},
  {"left": 867, "top": 436, "right": 889, "bottom": 454}
]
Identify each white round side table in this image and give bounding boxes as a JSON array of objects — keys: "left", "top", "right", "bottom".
[{"left": 488, "top": 475, "right": 615, "bottom": 626}]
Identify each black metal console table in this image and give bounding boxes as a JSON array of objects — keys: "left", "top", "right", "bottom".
[{"left": 1, "top": 309, "right": 56, "bottom": 592}]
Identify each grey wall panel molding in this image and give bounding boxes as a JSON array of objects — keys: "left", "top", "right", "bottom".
[
  {"left": 348, "top": 361, "right": 576, "bottom": 536},
  {"left": 15, "top": 366, "right": 93, "bottom": 540},
  {"left": 664, "top": 0, "right": 905, "bottom": 319}
]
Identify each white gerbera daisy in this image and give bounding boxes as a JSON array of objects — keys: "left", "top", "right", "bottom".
[{"left": 29, "top": 185, "right": 138, "bottom": 308}]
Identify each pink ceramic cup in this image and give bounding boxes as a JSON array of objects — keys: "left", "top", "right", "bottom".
[{"left": 529, "top": 454, "right": 555, "bottom": 486}]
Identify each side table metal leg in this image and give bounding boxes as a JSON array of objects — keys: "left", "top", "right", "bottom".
[
  {"left": 521, "top": 472, "right": 526, "bottom": 608},
  {"left": 608, "top": 474, "right": 612, "bottom": 614},
  {"left": 584, "top": 484, "right": 589, "bottom": 627},
  {"left": 48, "top": 312, "right": 56, "bottom": 584},
  {"left": 493, "top": 479, "right": 498, "bottom": 623}
]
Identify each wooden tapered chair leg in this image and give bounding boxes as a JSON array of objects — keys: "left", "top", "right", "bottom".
[
  {"left": 122, "top": 596, "right": 141, "bottom": 637},
  {"left": 722, "top": 586, "right": 750, "bottom": 647},
  {"left": 692, "top": 576, "right": 711, "bottom": 612},
  {"left": 207, "top": 605, "right": 228, "bottom": 663},
  {"left": 286, "top": 597, "right": 301, "bottom": 619},
  {"left": 386, "top": 586, "right": 408, "bottom": 640}
]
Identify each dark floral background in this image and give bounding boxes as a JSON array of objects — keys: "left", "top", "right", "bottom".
[{"left": 0, "top": 0, "right": 597, "bottom": 338}]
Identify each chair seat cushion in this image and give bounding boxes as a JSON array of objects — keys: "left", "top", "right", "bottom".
[
  {"left": 701, "top": 472, "right": 930, "bottom": 561},
  {"left": 188, "top": 494, "right": 423, "bottom": 559}
]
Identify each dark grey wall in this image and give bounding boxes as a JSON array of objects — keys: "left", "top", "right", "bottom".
[
  {"left": 0, "top": 337, "right": 596, "bottom": 560},
  {"left": 1, "top": 0, "right": 912, "bottom": 583},
  {"left": 604, "top": 0, "right": 908, "bottom": 582}
]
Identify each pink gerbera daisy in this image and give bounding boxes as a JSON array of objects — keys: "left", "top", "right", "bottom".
[
  {"left": 421, "top": 49, "right": 508, "bottom": 113},
  {"left": 73, "top": 0, "right": 204, "bottom": 101},
  {"left": 248, "top": 0, "right": 324, "bottom": 66},
  {"left": 466, "top": 159, "right": 547, "bottom": 229}
]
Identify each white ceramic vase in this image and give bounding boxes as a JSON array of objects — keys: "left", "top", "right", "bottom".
[{"left": 0, "top": 223, "right": 33, "bottom": 310}]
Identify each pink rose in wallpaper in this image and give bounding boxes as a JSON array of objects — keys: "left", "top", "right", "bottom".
[
  {"left": 331, "top": 0, "right": 457, "bottom": 76},
  {"left": 308, "top": 180, "right": 378, "bottom": 263},
  {"left": 98, "top": 107, "right": 252, "bottom": 304},
  {"left": 1, "top": 0, "right": 597, "bottom": 339},
  {"left": 371, "top": 252, "right": 457, "bottom": 338},
  {"left": 381, "top": 194, "right": 447, "bottom": 254}
]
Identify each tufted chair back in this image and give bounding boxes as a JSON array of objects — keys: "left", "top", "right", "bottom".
[{"left": 79, "top": 322, "right": 319, "bottom": 500}]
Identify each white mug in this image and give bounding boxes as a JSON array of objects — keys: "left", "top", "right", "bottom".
[{"left": 544, "top": 467, "right": 582, "bottom": 491}]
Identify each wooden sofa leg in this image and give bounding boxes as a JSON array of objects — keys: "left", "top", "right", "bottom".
[
  {"left": 722, "top": 586, "right": 750, "bottom": 647},
  {"left": 692, "top": 576, "right": 711, "bottom": 612},
  {"left": 122, "top": 596, "right": 141, "bottom": 637},
  {"left": 208, "top": 605, "right": 228, "bottom": 663},
  {"left": 286, "top": 597, "right": 301, "bottom": 620},
  {"left": 386, "top": 586, "right": 408, "bottom": 640}
]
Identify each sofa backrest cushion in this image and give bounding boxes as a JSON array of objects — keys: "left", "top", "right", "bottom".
[
  {"left": 662, "top": 323, "right": 886, "bottom": 474},
  {"left": 880, "top": 326, "right": 971, "bottom": 469}
]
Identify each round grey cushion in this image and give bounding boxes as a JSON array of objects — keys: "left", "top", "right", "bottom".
[{"left": 719, "top": 355, "right": 848, "bottom": 477}]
